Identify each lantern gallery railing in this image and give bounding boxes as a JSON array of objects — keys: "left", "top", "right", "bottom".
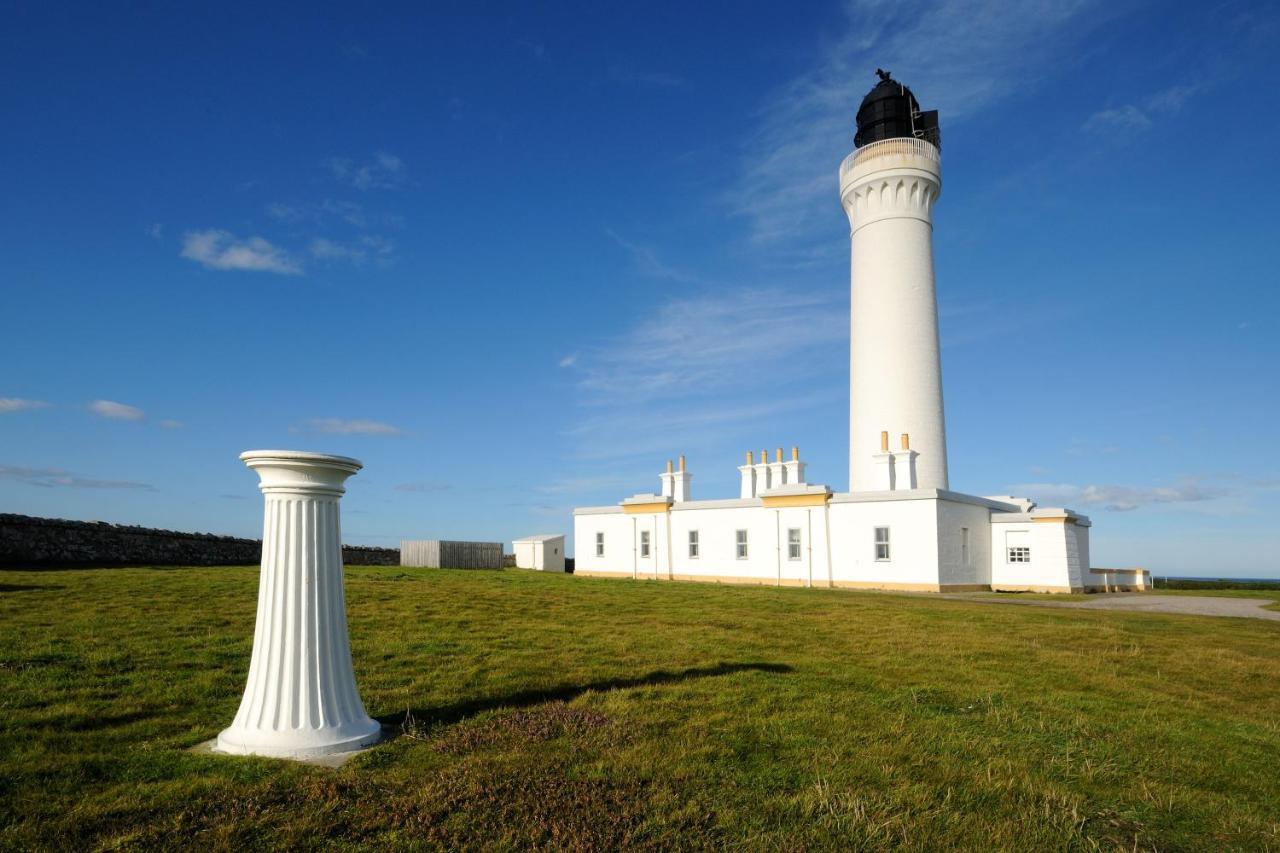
[{"left": 839, "top": 136, "right": 940, "bottom": 181}]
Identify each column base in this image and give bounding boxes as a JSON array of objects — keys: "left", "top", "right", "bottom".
[{"left": 214, "top": 718, "right": 383, "bottom": 759}]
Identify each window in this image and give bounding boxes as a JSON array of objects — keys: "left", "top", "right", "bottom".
[
  {"left": 595, "top": 532, "right": 604, "bottom": 557},
  {"left": 1008, "top": 546, "right": 1031, "bottom": 563},
  {"left": 735, "top": 529, "right": 748, "bottom": 559},
  {"left": 787, "top": 528, "right": 801, "bottom": 561},
  {"left": 874, "top": 526, "right": 891, "bottom": 561},
  {"left": 688, "top": 529, "right": 699, "bottom": 558},
  {"left": 640, "top": 530, "right": 651, "bottom": 558},
  {"left": 961, "top": 527, "right": 970, "bottom": 568}
]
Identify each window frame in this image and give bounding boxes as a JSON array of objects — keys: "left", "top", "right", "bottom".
[
  {"left": 787, "top": 527, "right": 802, "bottom": 561},
  {"left": 595, "top": 531, "right": 604, "bottom": 558},
  {"left": 874, "top": 526, "right": 891, "bottom": 562},
  {"left": 639, "top": 529, "right": 651, "bottom": 558},
  {"left": 1007, "top": 545, "right": 1031, "bottom": 563},
  {"left": 735, "top": 529, "right": 748, "bottom": 560},
  {"left": 688, "top": 529, "right": 699, "bottom": 559}
]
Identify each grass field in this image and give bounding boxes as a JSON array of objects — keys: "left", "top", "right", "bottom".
[{"left": 2, "top": 566, "right": 1278, "bottom": 850}]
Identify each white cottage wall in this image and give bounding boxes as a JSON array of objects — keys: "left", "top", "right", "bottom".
[
  {"left": 936, "top": 499, "right": 991, "bottom": 589},
  {"left": 827, "top": 496, "right": 940, "bottom": 589}
]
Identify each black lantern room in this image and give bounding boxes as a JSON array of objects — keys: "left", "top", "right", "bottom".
[{"left": 854, "top": 69, "right": 941, "bottom": 150}]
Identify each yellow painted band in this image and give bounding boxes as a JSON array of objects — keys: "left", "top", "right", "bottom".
[{"left": 761, "top": 493, "right": 830, "bottom": 508}]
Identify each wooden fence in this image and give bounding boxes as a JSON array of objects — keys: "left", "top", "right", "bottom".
[{"left": 400, "top": 540, "right": 504, "bottom": 569}]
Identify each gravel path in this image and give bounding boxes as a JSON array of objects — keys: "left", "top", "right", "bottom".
[{"left": 959, "top": 593, "right": 1280, "bottom": 621}]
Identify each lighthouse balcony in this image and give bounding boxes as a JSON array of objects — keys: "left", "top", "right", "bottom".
[{"left": 840, "top": 137, "right": 941, "bottom": 192}]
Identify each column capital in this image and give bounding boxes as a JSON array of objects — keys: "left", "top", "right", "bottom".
[{"left": 240, "top": 450, "right": 362, "bottom": 496}]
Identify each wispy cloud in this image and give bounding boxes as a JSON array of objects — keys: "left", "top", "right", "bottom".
[
  {"left": 1082, "top": 82, "right": 1208, "bottom": 135},
  {"left": 0, "top": 464, "right": 154, "bottom": 491},
  {"left": 265, "top": 199, "right": 402, "bottom": 229},
  {"left": 0, "top": 398, "right": 49, "bottom": 414},
  {"left": 328, "top": 152, "right": 406, "bottom": 190},
  {"left": 558, "top": 354, "right": 578, "bottom": 368},
  {"left": 605, "top": 229, "right": 699, "bottom": 283},
  {"left": 1081, "top": 105, "right": 1151, "bottom": 134},
  {"left": 393, "top": 481, "right": 452, "bottom": 493},
  {"left": 609, "top": 66, "right": 685, "bottom": 88},
  {"left": 730, "top": 0, "right": 1109, "bottom": 261},
  {"left": 298, "top": 418, "right": 403, "bottom": 436},
  {"left": 159, "top": 419, "right": 183, "bottom": 429},
  {"left": 309, "top": 235, "right": 395, "bottom": 265},
  {"left": 1008, "top": 477, "right": 1223, "bottom": 513},
  {"left": 89, "top": 399, "right": 144, "bottom": 421},
  {"left": 566, "top": 287, "right": 844, "bottom": 461},
  {"left": 180, "top": 229, "right": 301, "bottom": 275}
]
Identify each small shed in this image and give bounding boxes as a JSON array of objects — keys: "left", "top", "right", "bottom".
[
  {"left": 400, "top": 540, "right": 504, "bottom": 569},
  {"left": 512, "top": 534, "right": 566, "bottom": 573}
]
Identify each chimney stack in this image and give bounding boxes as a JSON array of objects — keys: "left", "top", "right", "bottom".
[{"left": 739, "top": 451, "right": 758, "bottom": 499}]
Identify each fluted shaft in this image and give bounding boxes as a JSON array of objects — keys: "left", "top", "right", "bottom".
[{"left": 216, "top": 450, "right": 381, "bottom": 758}]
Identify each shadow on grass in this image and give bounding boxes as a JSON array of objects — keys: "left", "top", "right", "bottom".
[
  {"left": 0, "top": 582, "right": 65, "bottom": 592},
  {"left": 380, "top": 661, "right": 794, "bottom": 728}
]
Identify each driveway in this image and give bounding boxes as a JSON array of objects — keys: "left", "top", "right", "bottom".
[{"left": 955, "top": 593, "right": 1280, "bottom": 621}]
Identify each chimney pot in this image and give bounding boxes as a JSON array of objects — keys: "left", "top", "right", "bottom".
[
  {"left": 901, "top": 433, "right": 910, "bottom": 450},
  {"left": 792, "top": 445, "right": 799, "bottom": 461},
  {"left": 880, "top": 431, "right": 889, "bottom": 453}
]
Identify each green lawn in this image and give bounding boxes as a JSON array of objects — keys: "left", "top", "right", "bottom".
[{"left": 2, "top": 567, "right": 1278, "bottom": 850}]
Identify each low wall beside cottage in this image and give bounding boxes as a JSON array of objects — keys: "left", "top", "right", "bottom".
[{"left": 0, "top": 513, "right": 399, "bottom": 568}]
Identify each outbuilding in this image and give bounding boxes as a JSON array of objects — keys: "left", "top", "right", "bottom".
[{"left": 512, "top": 534, "right": 566, "bottom": 573}]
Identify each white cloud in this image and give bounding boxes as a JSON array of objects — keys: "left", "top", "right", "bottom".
[
  {"left": 180, "top": 229, "right": 301, "bottom": 275},
  {"left": 0, "top": 464, "right": 154, "bottom": 490},
  {"left": 1008, "top": 478, "right": 1223, "bottom": 513},
  {"left": 328, "top": 151, "right": 406, "bottom": 190},
  {"left": 0, "top": 398, "right": 49, "bottom": 413},
  {"left": 604, "top": 229, "right": 698, "bottom": 283},
  {"left": 558, "top": 354, "right": 578, "bottom": 368},
  {"left": 309, "top": 235, "right": 395, "bottom": 265},
  {"left": 730, "top": 0, "right": 1109, "bottom": 260},
  {"left": 565, "top": 287, "right": 845, "bottom": 461},
  {"left": 301, "top": 418, "right": 403, "bottom": 436},
  {"left": 609, "top": 66, "right": 685, "bottom": 88},
  {"left": 89, "top": 399, "right": 144, "bottom": 421},
  {"left": 1082, "top": 105, "right": 1152, "bottom": 134},
  {"left": 1083, "top": 82, "right": 1209, "bottom": 135},
  {"left": 266, "top": 199, "right": 382, "bottom": 228}
]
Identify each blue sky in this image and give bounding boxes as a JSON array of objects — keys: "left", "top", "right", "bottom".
[{"left": 2, "top": 1, "right": 1277, "bottom": 575}]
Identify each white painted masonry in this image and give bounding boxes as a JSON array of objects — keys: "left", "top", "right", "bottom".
[
  {"left": 841, "top": 138, "right": 948, "bottom": 493},
  {"left": 216, "top": 451, "right": 382, "bottom": 759},
  {"left": 570, "top": 77, "right": 1129, "bottom": 595},
  {"left": 513, "top": 534, "right": 566, "bottom": 573}
]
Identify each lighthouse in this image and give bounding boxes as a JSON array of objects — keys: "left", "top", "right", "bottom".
[
  {"left": 571, "top": 69, "right": 1120, "bottom": 595},
  {"left": 840, "top": 71, "right": 948, "bottom": 492}
]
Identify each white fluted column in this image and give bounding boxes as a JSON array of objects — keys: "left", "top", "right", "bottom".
[{"left": 216, "top": 450, "right": 381, "bottom": 759}]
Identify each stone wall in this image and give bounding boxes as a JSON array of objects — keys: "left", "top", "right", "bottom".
[{"left": 0, "top": 513, "right": 399, "bottom": 568}]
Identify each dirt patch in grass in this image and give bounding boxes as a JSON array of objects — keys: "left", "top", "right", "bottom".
[{"left": 428, "top": 701, "right": 611, "bottom": 755}]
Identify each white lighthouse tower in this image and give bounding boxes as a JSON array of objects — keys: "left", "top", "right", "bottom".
[{"left": 840, "top": 70, "right": 948, "bottom": 492}]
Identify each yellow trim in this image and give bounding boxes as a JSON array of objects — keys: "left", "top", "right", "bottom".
[
  {"left": 761, "top": 493, "right": 830, "bottom": 508},
  {"left": 991, "top": 584, "right": 1083, "bottom": 594},
  {"left": 1033, "top": 516, "right": 1076, "bottom": 525},
  {"left": 622, "top": 501, "right": 670, "bottom": 514}
]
